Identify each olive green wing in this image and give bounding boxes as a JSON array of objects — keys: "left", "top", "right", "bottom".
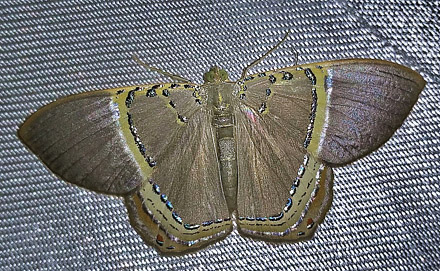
[
  {"left": 235, "top": 67, "right": 333, "bottom": 241},
  {"left": 234, "top": 59, "right": 424, "bottom": 241},
  {"left": 121, "top": 84, "right": 232, "bottom": 253},
  {"left": 18, "top": 83, "right": 232, "bottom": 254}
]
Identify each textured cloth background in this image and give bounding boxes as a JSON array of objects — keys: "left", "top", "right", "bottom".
[{"left": 1, "top": 0, "right": 439, "bottom": 270}]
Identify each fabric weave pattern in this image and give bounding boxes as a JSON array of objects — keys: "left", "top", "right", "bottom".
[{"left": 1, "top": 0, "right": 439, "bottom": 270}]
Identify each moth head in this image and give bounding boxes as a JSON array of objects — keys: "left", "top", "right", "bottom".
[{"left": 203, "top": 66, "right": 229, "bottom": 83}]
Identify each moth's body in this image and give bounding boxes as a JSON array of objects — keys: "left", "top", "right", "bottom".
[
  {"left": 207, "top": 81, "right": 239, "bottom": 211},
  {"left": 18, "top": 56, "right": 425, "bottom": 254}
]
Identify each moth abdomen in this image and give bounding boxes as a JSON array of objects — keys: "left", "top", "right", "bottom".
[
  {"left": 213, "top": 112, "right": 238, "bottom": 211},
  {"left": 217, "top": 137, "right": 238, "bottom": 211}
]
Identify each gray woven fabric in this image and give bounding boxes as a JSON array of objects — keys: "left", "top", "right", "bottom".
[{"left": 1, "top": 0, "right": 439, "bottom": 270}]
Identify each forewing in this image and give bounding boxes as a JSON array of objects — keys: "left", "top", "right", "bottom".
[
  {"left": 18, "top": 90, "right": 142, "bottom": 195},
  {"left": 19, "top": 83, "right": 232, "bottom": 254},
  {"left": 234, "top": 59, "right": 424, "bottom": 240},
  {"left": 308, "top": 59, "right": 426, "bottom": 165}
]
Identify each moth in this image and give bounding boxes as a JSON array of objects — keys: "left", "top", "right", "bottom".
[{"left": 18, "top": 34, "right": 425, "bottom": 254}]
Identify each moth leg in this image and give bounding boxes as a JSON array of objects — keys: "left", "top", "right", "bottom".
[
  {"left": 132, "top": 55, "right": 192, "bottom": 83},
  {"left": 239, "top": 30, "right": 290, "bottom": 81}
]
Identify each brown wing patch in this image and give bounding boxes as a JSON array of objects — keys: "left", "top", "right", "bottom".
[
  {"left": 18, "top": 90, "right": 143, "bottom": 195},
  {"left": 314, "top": 59, "right": 425, "bottom": 165},
  {"left": 117, "top": 84, "right": 232, "bottom": 252}
]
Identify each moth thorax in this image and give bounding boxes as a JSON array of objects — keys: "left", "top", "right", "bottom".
[{"left": 203, "top": 66, "right": 229, "bottom": 83}]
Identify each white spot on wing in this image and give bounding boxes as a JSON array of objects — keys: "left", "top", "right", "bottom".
[
  {"left": 318, "top": 69, "right": 333, "bottom": 155},
  {"left": 110, "top": 101, "right": 120, "bottom": 121}
]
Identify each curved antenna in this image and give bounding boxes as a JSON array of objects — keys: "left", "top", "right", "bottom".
[
  {"left": 239, "top": 31, "right": 290, "bottom": 81},
  {"left": 292, "top": 46, "right": 299, "bottom": 66},
  {"left": 132, "top": 55, "right": 192, "bottom": 83}
]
